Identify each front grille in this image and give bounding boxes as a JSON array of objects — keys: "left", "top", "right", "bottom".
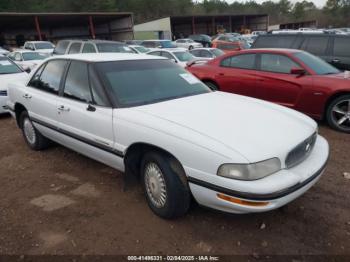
[
  {"left": 286, "top": 132, "right": 317, "bottom": 168},
  {"left": 0, "top": 90, "right": 7, "bottom": 96}
]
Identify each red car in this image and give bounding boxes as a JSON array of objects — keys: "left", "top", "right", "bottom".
[{"left": 187, "top": 48, "right": 350, "bottom": 133}]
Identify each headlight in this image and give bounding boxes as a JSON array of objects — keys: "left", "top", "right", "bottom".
[{"left": 217, "top": 158, "right": 281, "bottom": 181}]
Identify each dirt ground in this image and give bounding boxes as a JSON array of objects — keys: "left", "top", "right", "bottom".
[{"left": 0, "top": 114, "right": 349, "bottom": 259}]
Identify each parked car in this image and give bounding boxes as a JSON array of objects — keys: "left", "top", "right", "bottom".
[
  {"left": 147, "top": 48, "right": 201, "bottom": 67},
  {"left": 174, "top": 39, "right": 203, "bottom": 50},
  {"left": 7, "top": 50, "right": 49, "bottom": 70},
  {"left": 252, "top": 33, "right": 350, "bottom": 70},
  {"left": 188, "top": 34, "right": 212, "bottom": 47},
  {"left": 0, "top": 56, "right": 28, "bottom": 114},
  {"left": 140, "top": 40, "right": 177, "bottom": 50},
  {"left": 189, "top": 48, "right": 225, "bottom": 59},
  {"left": 128, "top": 45, "right": 150, "bottom": 54},
  {"left": 7, "top": 53, "right": 329, "bottom": 218},
  {"left": 53, "top": 40, "right": 136, "bottom": 55},
  {"left": 0, "top": 46, "right": 10, "bottom": 56},
  {"left": 187, "top": 48, "right": 350, "bottom": 133},
  {"left": 23, "top": 41, "right": 55, "bottom": 54},
  {"left": 124, "top": 40, "right": 144, "bottom": 45}
]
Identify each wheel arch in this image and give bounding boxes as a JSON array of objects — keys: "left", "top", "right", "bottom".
[
  {"left": 123, "top": 142, "right": 188, "bottom": 186},
  {"left": 14, "top": 103, "right": 27, "bottom": 127},
  {"left": 323, "top": 91, "right": 350, "bottom": 119},
  {"left": 202, "top": 79, "right": 220, "bottom": 90}
]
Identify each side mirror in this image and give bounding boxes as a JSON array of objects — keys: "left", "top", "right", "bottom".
[
  {"left": 23, "top": 66, "right": 31, "bottom": 73},
  {"left": 171, "top": 58, "right": 177, "bottom": 63},
  {"left": 290, "top": 67, "right": 306, "bottom": 76}
]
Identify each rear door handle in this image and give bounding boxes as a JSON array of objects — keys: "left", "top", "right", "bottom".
[
  {"left": 332, "top": 59, "right": 340, "bottom": 63},
  {"left": 217, "top": 73, "right": 225, "bottom": 76},
  {"left": 58, "top": 105, "right": 70, "bottom": 112},
  {"left": 23, "top": 94, "right": 32, "bottom": 99}
]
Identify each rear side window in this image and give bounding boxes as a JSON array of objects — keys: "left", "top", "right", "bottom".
[
  {"left": 63, "top": 61, "right": 92, "bottom": 103},
  {"left": 221, "top": 54, "right": 256, "bottom": 70},
  {"left": 333, "top": 37, "right": 350, "bottom": 57},
  {"left": 54, "top": 41, "right": 69, "bottom": 55},
  {"left": 68, "top": 43, "right": 82, "bottom": 54},
  {"left": 29, "top": 60, "right": 67, "bottom": 94},
  {"left": 82, "top": 43, "right": 96, "bottom": 53},
  {"left": 260, "top": 54, "right": 299, "bottom": 74},
  {"left": 301, "top": 37, "right": 329, "bottom": 55},
  {"left": 200, "top": 50, "right": 212, "bottom": 58}
]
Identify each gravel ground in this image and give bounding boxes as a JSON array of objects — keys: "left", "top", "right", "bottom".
[{"left": 0, "top": 114, "right": 349, "bottom": 259}]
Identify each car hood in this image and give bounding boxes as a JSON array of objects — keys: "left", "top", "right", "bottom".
[
  {"left": 0, "top": 72, "right": 28, "bottom": 90},
  {"left": 131, "top": 92, "right": 317, "bottom": 163}
]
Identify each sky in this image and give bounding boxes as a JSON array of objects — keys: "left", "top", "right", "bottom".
[{"left": 224, "top": 0, "right": 327, "bottom": 8}]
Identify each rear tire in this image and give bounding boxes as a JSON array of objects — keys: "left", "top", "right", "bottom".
[
  {"left": 20, "top": 111, "right": 50, "bottom": 150},
  {"left": 141, "top": 151, "right": 191, "bottom": 219},
  {"left": 204, "top": 81, "right": 219, "bottom": 91},
  {"left": 326, "top": 94, "right": 350, "bottom": 133},
  {"left": 189, "top": 45, "right": 194, "bottom": 50}
]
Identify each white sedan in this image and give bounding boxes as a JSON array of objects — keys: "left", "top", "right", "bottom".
[
  {"left": 147, "top": 48, "right": 207, "bottom": 67},
  {"left": 189, "top": 48, "right": 225, "bottom": 59},
  {"left": 7, "top": 54, "right": 329, "bottom": 218},
  {"left": 0, "top": 57, "right": 28, "bottom": 114},
  {"left": 174, "top": 39, "right": 203, "bottom": 50},
  {"left": 8, "top": 50, "right": 49, "bottom": 70}
]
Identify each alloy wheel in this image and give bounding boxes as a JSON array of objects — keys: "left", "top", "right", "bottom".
[{"left": 331, "top": 99, "right": 350, "bottom": 131}]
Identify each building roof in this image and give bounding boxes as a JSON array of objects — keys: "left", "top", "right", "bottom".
[{"left": 0, "top": 12, "right": 133, "bottom": 31}]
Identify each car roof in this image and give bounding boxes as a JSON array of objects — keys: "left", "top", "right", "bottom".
[
  {"left": 150, "top": 48, "right": 187, "bottom": 53},
  {"left": 26, "top": 41, "right": 52, "bottom": 44},
  {"left": 46, "top": 53, "right": 167, "bottom": 62},
  {"left": 231, "top": 48, "right": 302, "bottom": 54},
  {"left": 12, "top": 49, "right": 40, "bottom": 54},
  {"left": 190, "top": 48, "right": 217, "bottom": 51},
  {"left": 142, "top": 39, "right": 171, "bottom": 42}
]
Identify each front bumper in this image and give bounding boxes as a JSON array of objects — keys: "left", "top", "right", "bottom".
[{"left": 187, "top": 135, "right": 329, "bottom": 214}]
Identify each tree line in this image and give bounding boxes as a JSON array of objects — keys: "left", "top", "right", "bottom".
[{"left": 0, "top": 0, "right": 349, "bottom": 28}]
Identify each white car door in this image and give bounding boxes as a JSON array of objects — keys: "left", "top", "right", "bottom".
[
  {"left": 24, "top": 59, "right": 68, "bottom": 129},
  {"left": 56, "top": 60, "right": 120, "bottom": 169}
]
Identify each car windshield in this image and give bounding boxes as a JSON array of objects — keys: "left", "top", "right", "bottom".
[
  {"left": 34, "top": 42, "right": 54, "bottom": 49},
  {"left": 134, "top": 46, "right": 149, "bottom": 53},
  {"left": 211, "top": 49, "right": 225, "bottom": 57},
  {"left": 160, "top": 41, "right": 176, "bottom": 48},
  {"left": 294, "top": 52, "right": 340, "bottom": 75},
  {"left": 173, "top": 51, "right": 195, "bottom": 62},
  {"left": 22, "top": 52, "right": 48, "bottom": 61},
  {"left": 96, "top": 43, "right": 136, "bottom": 53},
  {"left": 95, "top": 60, "right": 210, "bottom": 107},
  {"left": 0, "top": 57, "right": 22, "bottom": 74}
]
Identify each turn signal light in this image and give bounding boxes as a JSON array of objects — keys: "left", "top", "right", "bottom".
[{"left": 217, "top": 193, "right": 269, "bottom": 207}]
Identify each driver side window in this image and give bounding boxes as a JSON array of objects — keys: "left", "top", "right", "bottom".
[{"left": 28, "top": 60, "right": 68, "bottom": 94}]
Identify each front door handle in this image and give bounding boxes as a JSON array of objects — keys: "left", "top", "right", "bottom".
[
  {"left": 332, "top": 59, "right": 340, "bottom": 63},
  {"left": 216, "top": 73, "right": 225, "bottom": 76},
  {"left": 58, "top": 105, "right": 70, "bottom": 112},
  {"left": 23, "top": 94, "right": 32, "bottom": 99}
]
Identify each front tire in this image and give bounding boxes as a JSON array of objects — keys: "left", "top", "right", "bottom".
[
  {"left": 20, "top": 111, "right": 50, "bottom": 150},
  {"left": 141, "top": 151, "right": 191, "bottom": 219},
  {"left": 326, "top": 94, "right": 350, "bottom": 133},
  {"left": 189, "top": 45, "right": 194, "bottom": 50}
]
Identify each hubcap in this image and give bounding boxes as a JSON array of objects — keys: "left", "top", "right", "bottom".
[
  {"left": 144, "top": 162, "right": 167, "bottom": 208},
  {"left": 23, "top": 118, "right": 36, "bottom": 145},
  {"left": 332, "top": 99, "right": 350, "bottom": 130}
]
